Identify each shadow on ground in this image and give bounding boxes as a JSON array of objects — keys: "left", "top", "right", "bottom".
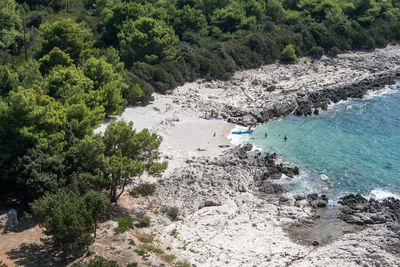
[
  {"left": 6, "top": 239, "right": 80, "bottom": 267},
  {"left": 3, "top": 218, "right": 36, "bottom": 234}
]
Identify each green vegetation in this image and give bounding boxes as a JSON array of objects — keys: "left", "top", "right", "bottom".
[
  {"left": 1, "top": 0, "right": 399, "bottom": 260},
  {"left": 309, "top": 46, "right": 324, "bottom": 58},
  {"left": 134, "top": 249, "right": 149, "bottom": 259},
  {"left": 114, "top": 217, "right": 134, "bottom": 235},
  {"left": 165, "top": 206, "right": 180, "bottom": 221},
  {"left": 136, "top": 212, "right": 151, "bottom": 228},
  {"left": 130, "top": 183, "right": 157, "bottom": 197},
  {"left": 281, "top": 44, "right": 299, "bottom": 64},
  {"left": 175, "top": 261, "right": 192, "bottom": 267},
  {"left": 161, "top": 254, "right": 177, "bottom": 264},
  {"left": 137, "top": 233, "right": 154, "bottom": 243},
  {"left": 30, "top": 188, "right": 109, "bottom": 251},
  {"left": 75, "top": 256, "right": 119, "bottom": 267},
  {"left": 140, "top": 243, "right": 164, "bottom": 254}
]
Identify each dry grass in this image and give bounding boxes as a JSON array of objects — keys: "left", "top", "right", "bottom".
[{"left": 136, "top": 233, "right": 154, "bottom": 244}]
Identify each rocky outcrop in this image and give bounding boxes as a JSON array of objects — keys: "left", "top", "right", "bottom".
[
  {"left": 293, "top": 194, "right": 329, "bottom": 209},
  {"left": 338, "top": 194, "right": 400, "bottom": 225},
  {"left": 293, "top": 71, "right": 400, "bottom": 117},
  {"left": 0, "top": 209, "right": 18, "bottom": 231},
  {"left": 156, "top": 146, "right": 300, "bottom": 216}
]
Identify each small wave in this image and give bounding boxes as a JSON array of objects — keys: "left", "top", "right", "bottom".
[
  {"left": 320, "top": 174, "right": 329, "bottom": 181},
  {"left": 364, "top": 82, "right": 399, "bottom": 99},
  {"left": 367, "top": 188, "right": 400, "bottom": 200},
  {"left": 324, "top": 82, "right": 399, "bottom": 112},
  {"left": 227, "top": 125, "right": 250, "bottom": 146},
  {"left": 327, "top": 99, "right": 351, "bottom": 111}
]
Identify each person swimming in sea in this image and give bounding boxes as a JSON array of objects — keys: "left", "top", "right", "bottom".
[
  {"left": 284, "top": 135, "right": 287, "bottom": 142},
  {"left": 264, "top": 133, "right": 268, "bottom": 138}
]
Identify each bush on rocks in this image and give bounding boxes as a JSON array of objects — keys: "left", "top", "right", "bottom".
[
  {"left": 76, "top": 256, "right": 119, "bottom": 267},
  {"left": 166, "top": 207, "right": 179, "bottom": 221},
  {"left": 136, "top": 212, "right": 151, "bottom": 227},
  {"left": 114, "top": 217, "right": 134, "bottom": 234},
  {"left": 309, "top": 46, "right": 324, "bottom": 59},
  {"left": 130, "top": 183, "right": 157, "bottom": 197},
  {"left": 281, "top": 44, "right": 299, "bottom": 64}
]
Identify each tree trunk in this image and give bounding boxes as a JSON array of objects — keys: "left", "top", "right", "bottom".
[
  {"left": 94, "top": 217, "right": 98, "bottom": 238},
  {"left": 110, "top": 189, "right": 117, "bottom": 203}
]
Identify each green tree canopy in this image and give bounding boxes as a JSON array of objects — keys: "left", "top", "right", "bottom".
[
  {"left": 99, "top": 2, "right": 144, "bottom": 46},
  {"left": 83, "top": 57, "right": 115, "bottom": 89},
  {"left": 0, "top": 87, "right": 67, "bottom": 184},
  {"left": 265, "top": 0, "right": 286, "bottom": 22},
  {"left": 39, "top": 19, "right": 93, "bottom": 62},
  {"left": 0, "top": 87, "right": 67, "bottom": 158},
  {"left": 73, "top": 121, "right": 167, "bottom": 202},
  {"left": 0, "top": 65, "right": 17, "bottom": 96},
  {"left": 44, "top": 65, "right": 105, "bottom": 138},
  {"left": 211, "top": 3, "right": 248, "bottom": 33},
  {"left": 17, "top": 148, "right": 65, "bottom": 201},
  {"left": 297, "top": 0, "right": 338, "bottom": 22},
  {"left": 118, "top": 17, "right": 178, "bottom": 64},
  {"left": 39, "top": 47, "right": 74, "bottom": 75},
  {"left": 281, "top": 44, "right": 299, "bottom": 64},
  {"left": 44, "top": 65, "right": 94, "bottom": 104},
  {"left": 30, "top": 188, "right": 109, "bottom": 252},
  {"left": 14, "top": 59, "right": 43, "bottom": 90},
  {"left": 100, "top": 80, "right": 126, "bottom": 115},
  {"left": 82, "top": 57, "right": 127, "bottom": 114},
  {"left": 173, "top": 5, "right": 209, "bottom": 36},
  {"left": 0, "top": 0, "right": 23, "bottom": 52}
]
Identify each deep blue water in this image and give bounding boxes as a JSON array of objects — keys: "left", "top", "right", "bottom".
[{"left": 233, "top": 82, "right": 400, "bottom": 202}]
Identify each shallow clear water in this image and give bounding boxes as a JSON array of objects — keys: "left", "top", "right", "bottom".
[{"left": 234, "top": 82, "right": 400, "bottom": 203}]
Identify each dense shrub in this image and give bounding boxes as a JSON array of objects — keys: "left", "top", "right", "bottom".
[
  {"left": 309, "top": 46, "right": 324, "bottom": 58},
  {"left": 280, "top": 44, "right": 299, "bottom": 64},
  {"left": 114, "top": 217, "right": 134, "bottom": 234},
  {"left": 130, "top": 183, "right": 157, "bottom": 197},
  {"left": 166, "top": 207, "right": 179, "bottom": 221},
  {"left": 76, "top": 256, "right": 119, "bottom": 267},
  {"left": 327, "top": 46, "right": 341, "bottom": 57},
  {"left": 137, "top": 212, "right": 151, "bottom": 227}
]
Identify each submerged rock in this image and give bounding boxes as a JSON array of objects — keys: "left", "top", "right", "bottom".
[
  {"left": 260, "top": 182, "right": 285, "bottom": 194},
  {"left": 305, "top": 194, "right": 329, "bottom": 208}
]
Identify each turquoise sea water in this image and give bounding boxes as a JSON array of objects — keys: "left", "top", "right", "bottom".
[{"left": 232, "top": 82, "right": 400, "bottom": 203}]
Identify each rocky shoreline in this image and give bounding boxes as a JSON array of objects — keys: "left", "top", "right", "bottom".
[
  {"left": 172, "top": 45, "right": 400, "bottom": 126},
  {"left": 87, "top": 45, "right": 400, "bottom": 266},
  {"left": 152, "top": 145, "right": 400, "bottom": 266},
  {"left": 148, "top": 46, "right": 400, "bottom": 266}
]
